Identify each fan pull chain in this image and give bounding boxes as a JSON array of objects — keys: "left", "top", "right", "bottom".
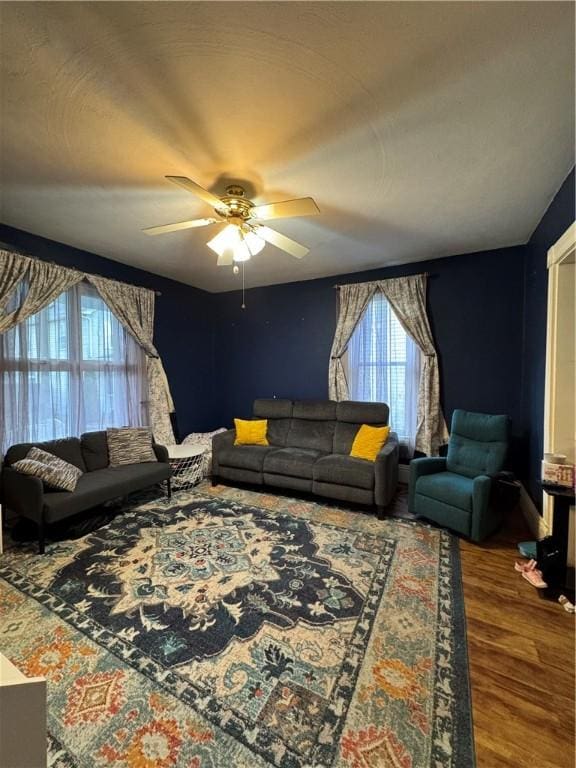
[{"left": 241, "top": 262, "right": 246, "bottom": 310}]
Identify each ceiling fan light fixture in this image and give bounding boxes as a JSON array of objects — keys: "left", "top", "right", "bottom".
[
  {"left": 233, "top": 242, "right": 251, "bottom": 262},
  {"left": 243, "top": 230, "right": 265, "bottom": 256},
  {"left": 206, "top": 224, "right": 240, "bottom": 258},
  {"left": 207, "top": 224, "right": 265, "bottom": 264}
]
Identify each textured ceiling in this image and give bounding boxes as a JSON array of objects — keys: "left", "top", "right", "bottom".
[{"left": 0, "top": 1, "right": 574, "bottom": 292}]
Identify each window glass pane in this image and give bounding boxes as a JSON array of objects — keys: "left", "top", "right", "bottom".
[
  {"left": 80, "top": 290, "right": 125, "bottom": 362},
  {"left": 347, "top": 293, "right": 420, "bottom": 451},
  {"left": 18, "top": 291, "right": 69, "bottom": 361},
  {"left": 0, "top": 280, "right": 149, "bottom": 452}
]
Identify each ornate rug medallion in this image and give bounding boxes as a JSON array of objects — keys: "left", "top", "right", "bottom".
[{"left": 0, "top": 486, "right": 475, "bottom": 768}]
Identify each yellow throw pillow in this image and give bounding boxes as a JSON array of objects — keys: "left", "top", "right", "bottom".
[
  {"left": 350, "top": 424, "right": 390, "bottom": 462},
  {"left": 234, "top": 418, "right": 269, "bottom": 446}
]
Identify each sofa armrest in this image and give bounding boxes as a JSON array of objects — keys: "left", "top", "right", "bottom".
[
  {"left": 408, "top": 457, "right": 447, "bottom": 514},
  {"left": 153, "top": 443, "right": 169, "bottom": 463},
  {"left": 211, "top": 429, "right": 236, "bottom": 475},
  {"left": 1, "top": 466, "right": 44, "bottom": 523},
  {"left": 374, "top": 432, "right": 399, "bottom": 507}
]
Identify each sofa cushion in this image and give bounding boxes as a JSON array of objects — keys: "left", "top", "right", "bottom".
[
  {"left": 313, "top": 454, "right": 375, "bottom": 490},
  {"left": 253, "top": 398, "right": 293, "bottom": 419},
  {"left": 42, "top": 462, "right": 170, "bottom": 522},
  {"left": 264, "top": 447, "right": 324, "bottom": 479},
  {"left": 337, "top": 401, "right": 389, "bottom": 425},
  {"left": 350, "top": 425, "right": 391, "bottom": 461},
  {"left": 81, "top": 431, "right": 109, "bottom": 472},
  {"left": 334, "top": 422, "right": 363, "bottom": 455},
  {"left": 292, "top": 400, "right": 337, "bottom": 421},
  {"left": 107, "top": 427, "right": 156, "bottom": 466},
  {"left": 266, "top": 419, "right": 292, "bottom": 447},
  {"left": 415, "top": 471, "right": 475, "bottom": 512},
  {"left": 12, "top": 453, "right": 82, "bottom": 492},
  {"left": 234, "top": 419, "right": 269, "bottom": 446},
  {"left": 218, "top": 445, "right": 272, "bottom": 472},
  {"left": 287, "top": 419, "right": 335, "bottom": 453},
  {"left": 5, "top": 437, "right": 87, "bottom": 472}
]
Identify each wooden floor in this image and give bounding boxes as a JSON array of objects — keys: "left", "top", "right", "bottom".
[{"left": 459, "top": 510, "right": 575, "bottom": 768}]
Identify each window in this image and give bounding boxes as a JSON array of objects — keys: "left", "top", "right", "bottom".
[
  {"left": 0, "top": 281, "right": 149, "bottom": 453},
  {"left": 346, "top": 293, "right": 421, "bottom": 453}
]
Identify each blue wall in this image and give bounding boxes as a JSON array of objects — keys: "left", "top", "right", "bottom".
[
  {"left": 0, "top": 225, "right": 216, "bottom": 438},
  {"left": 2, "top": 167, "right": 573, "bottom": 490},
  {"left": 521, "top": 168, "right": 575, "bottom": 505},
  {"left": 212, "top": 246, "right": 528, "bottom": 471}
]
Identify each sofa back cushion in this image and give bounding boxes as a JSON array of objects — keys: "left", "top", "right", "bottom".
[
  {"left": 253, "top": 399, "right": 293, "bottom": 419},
  {"left": 334, "top": 401, "right": 389, "bottom": 454},
  {"left": 287, "top": 419, "right": 335, "bottom": 453},
  {"left": 253, "top": 400, "right": 293, "bottom": 447},
  {"left": 81, "top": 431, "right": 109, "bottom": 472},
  {"left": 4, "top": 437, "right": 87, "bottom": 472},
  {"left": 293, "top": 400, "right": 337, "bottom": 421},
  {"left": 446, "top": 409, "right": 509, "bottom": 479},
  {"left": 336, "top": 401, "right": 389, "bottom": 425},
  {"left": 286, "top": 401, "right": 337, "bottom": 453}
]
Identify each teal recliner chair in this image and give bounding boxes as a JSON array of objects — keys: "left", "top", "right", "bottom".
[{"left": 408, "top": 409, "right": 509, "bottom": 542}]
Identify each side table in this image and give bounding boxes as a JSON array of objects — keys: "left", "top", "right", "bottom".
[
  {"left": 541, "top": 483, "right": 575, "bottom": 593},
  {"left": 166, "top": 444, "right": 208, "bottom": 489}
]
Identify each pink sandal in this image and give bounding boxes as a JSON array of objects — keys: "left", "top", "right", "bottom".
[
  {"left": 514, "top": 559, "right": 537, "bottom": 573},
  {"left": 522, "top": 568, "right": 548, "bottom": 589}
]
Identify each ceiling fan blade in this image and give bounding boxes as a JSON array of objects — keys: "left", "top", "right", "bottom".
[
  {"left": 255, "top": 226, "right": 309, "bottom": 259},
  {"left": 165, "top": 176, "right": 227, "bottom": 211},
  {"left": 143, "top": 218, "right": 219, "bottom": 236},
  {"left": 250, "top": 197, "right": 320, "bottom": 221}
]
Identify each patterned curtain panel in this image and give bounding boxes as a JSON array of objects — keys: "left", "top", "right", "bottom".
[
  {"left": 328, "top": 282, "right": 377, "bottom": 400},
  {"left": 0, "top": 250, "right": 83, "bottom": 333},
  {"left": 330, "top": 274, "right": 448, "bottom": 456},
  {"left": 376, "top": 275, "right": 449, "bottom": 456},
  {"left": 87, "top": 275, "right": 175, "bottom": 446}
]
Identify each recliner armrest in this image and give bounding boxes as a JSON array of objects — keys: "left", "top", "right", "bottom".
[
  {"left": 470, "top": 474, "right": 495, "bottom": 542},
  {"left": 408, "top": 457, "right": 447, "bottom": 514},
  {"left": 1, "top": 466, "right": 44, "bottom": 523}
]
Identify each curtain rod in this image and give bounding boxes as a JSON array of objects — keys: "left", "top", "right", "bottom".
[{"left": 334, "top": 271, "right": 430, "bottom": 288}]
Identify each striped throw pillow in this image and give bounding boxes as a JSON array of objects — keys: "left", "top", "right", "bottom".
[
  {"left": 13, "top": 448, "right": 83, "bottom": 492},
  {"left": 106, "top": 427, "right": 156, "bottom": 467}
]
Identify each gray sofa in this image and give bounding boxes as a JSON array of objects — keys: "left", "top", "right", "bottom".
[
  {"left": 212, "top": 399, "right": 398, "bottom": 516},
  {"left": 1, "top": 431, "right": 172, "bottom": 554}
]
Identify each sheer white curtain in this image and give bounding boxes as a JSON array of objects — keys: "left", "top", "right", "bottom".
[
  {"left": 347, "top": 293, "right": 421, "bottom": 455},
  {"left": 0, "top": 280, "right": 149, "bottom": 453}
]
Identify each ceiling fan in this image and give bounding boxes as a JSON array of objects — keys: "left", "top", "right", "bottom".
[{"left": 143, "top": 176, "right": 320, "bottom": 266}]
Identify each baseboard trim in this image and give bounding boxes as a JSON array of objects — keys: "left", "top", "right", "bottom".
[
  {"left": 519, "top": 483, "right": 549, "bottom": 539},
  {"left": 398, "top": 464, "right": 410, "bottom": 484}
]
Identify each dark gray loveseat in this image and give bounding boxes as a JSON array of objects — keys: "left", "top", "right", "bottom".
[
  {"left": 1, "top": 431, "right": 171, "bottom": 554},
  {"left": 212, "top": 399, "right": 399, "bottom": 516}
]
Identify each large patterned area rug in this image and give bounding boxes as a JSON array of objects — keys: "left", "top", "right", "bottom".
[{"left": 0, "top": 485, "right": 475, "bottom": 768}]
